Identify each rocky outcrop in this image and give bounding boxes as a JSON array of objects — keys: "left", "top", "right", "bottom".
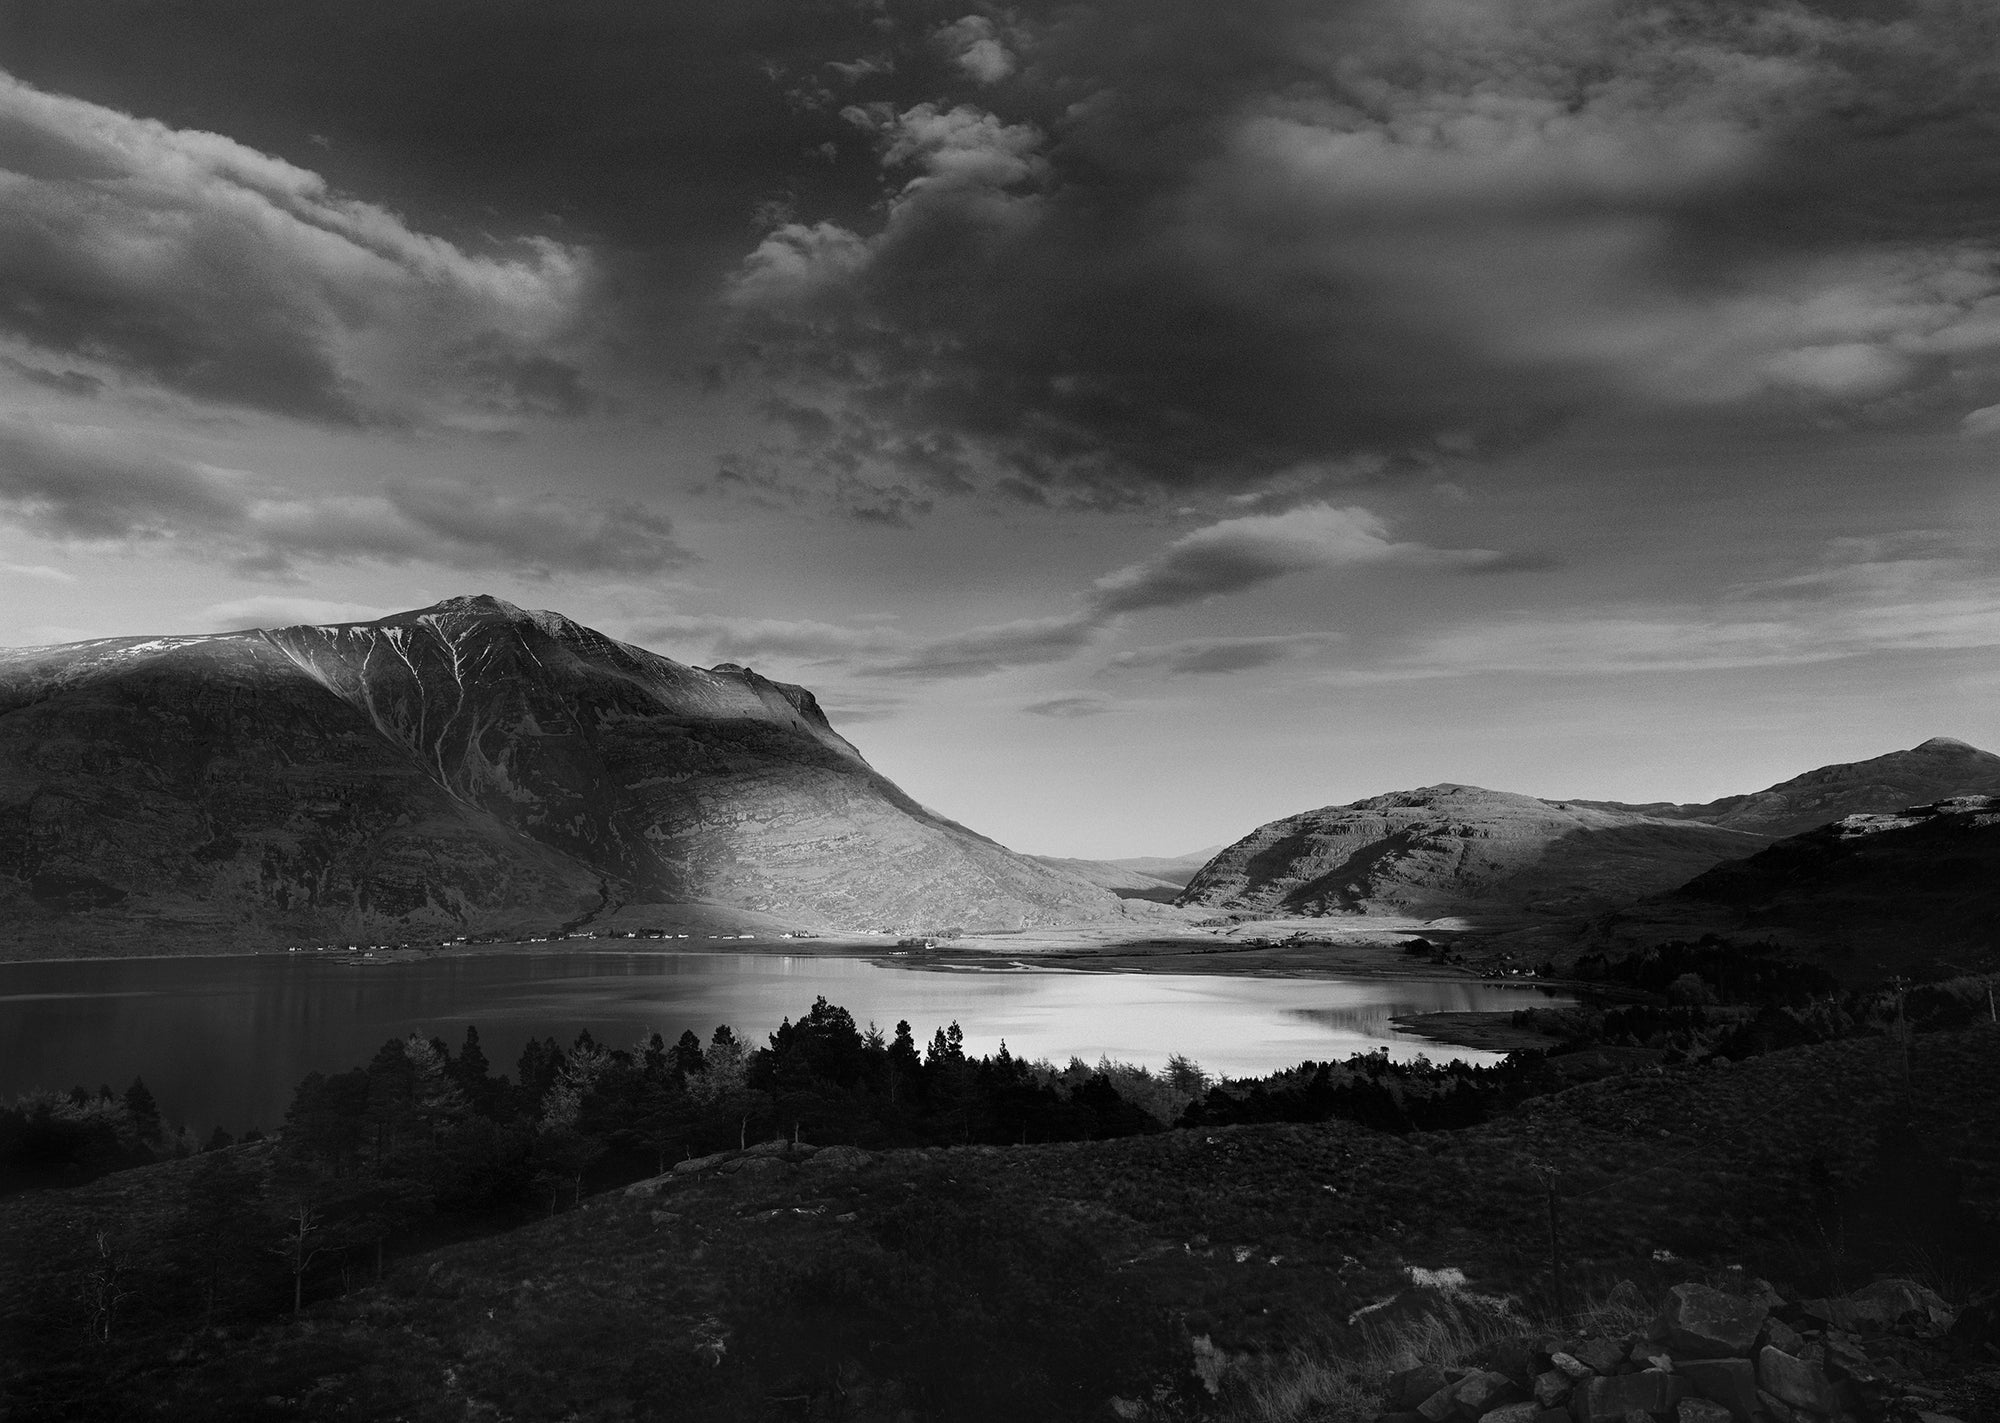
[
  {"left": 1177, "top": 785, "right": 1767, "bottom": 920},
  {"left": 1376, "top": 1277, "right": 1967, "bottom": 1423},
  {"left": 0, "top": 596, "right": 1125, "bottom": 954}
]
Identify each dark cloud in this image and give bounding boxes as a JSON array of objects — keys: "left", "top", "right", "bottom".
[
  {"left": 723, "top": 0, "right": 2000, "bottom": 501},
  {"left": 0, "top": 418, "right": 692, "bottom": 576}
]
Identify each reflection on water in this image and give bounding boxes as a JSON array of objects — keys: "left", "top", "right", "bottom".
[{"left": 0, "top": 950, "right": 1568, "bottom": 1134}]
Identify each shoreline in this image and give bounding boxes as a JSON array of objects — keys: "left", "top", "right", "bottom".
[{"left": 0, "top": 924, "right": 1598, "bottom": 1002}]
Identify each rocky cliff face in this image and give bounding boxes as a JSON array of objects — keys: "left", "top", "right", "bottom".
[
  {"left": 0, "top": 596, "right": 1123, "bottom": 954},
  {"left": 1176, "top": 785, "right": 1768, "bottom": 920}
]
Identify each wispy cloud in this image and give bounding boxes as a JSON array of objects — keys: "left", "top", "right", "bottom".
[
  {"left": 194, "top": 596, "right": 395, "bottom": 631},
  {"left": 0, "top": 69, "right": 592, "bottom": 425},
  {"left": 1088, "top": 504, "right": 1503, "bottom": 614},
  {"left": 1332, "top": 540, "right": 2000, "bottom": 683},
  {"left": 1022, "top": 693, "right": 1114, "bottom": 719},
  {"left": 0, "top": 419, "right": 692, "bottom": 576},
  {"left": 1104, "top": 633, "right": 1338, "bottom": 677}
]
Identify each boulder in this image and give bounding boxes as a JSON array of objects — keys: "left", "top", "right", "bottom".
[
  {"left": 622, "top": 1172, "right": 673, "bottom": 1197},
  {"left": 1533, "top": 1370, "right": 1574, "bottom": 1408},
  {"left": 1759, "top": 1317, "right": 1805, "bottom": 1356},
  {"left": 1569, "top": 1338, "right": 1630, "bottom": 1376},
  {"left": 1572, "top": 1370, "right": 1683, "bottom": 1423},
  {"left": 1657, "top": 1284, "right": 1768, "bottom": 1359},
  {"left": 1549, "top": 1354, "right": 1594, "bottom": 1382},
  {"left": 1477, "top": 1404, "right": 1540, "bottom": 1423},
  {"left": 1676, "top": 1402, "right": 1732, "bottom": 1423},
  {"left": 1756, "top": 1347, "right": 1836, "bottom": 1415},
  {"left": 1754, "top": 1387, "right": 1797, "bottom": 1423},
  {"left": 1799, "top": 1280, "right": 1954, "bottom": 1338},
  {"left": 1675, "top": 1358, "right": 1758, "bottom": 1422},
  {"left": 671, "top": 1151, "right": 732, "bottom": 1175},
  {"left": 802, "top": 1144, "right": 874, "bottom": 1171},
  {"left": 718, "top": 1154, "right": 792, "bottom": 1178}
]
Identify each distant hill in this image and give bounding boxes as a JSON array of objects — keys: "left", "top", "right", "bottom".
[
  {"left": 1030, "top": 845, "right": 1225, "bottom": 902},
  {"left": 1101, "top": 846, "right": 1226, "bottom": 887},
  {"left": 1178, "top": 739, "right": 2000, "bottom": 926},
  {"left": 1578, "top": 737, "right": 2000, "bottom": 839},
  {"left": 1177, "top": 785, "right": 1767, "bottom": 920},
  {"left": 0, "top": 596, "right": 1126, "bottom": 956}
]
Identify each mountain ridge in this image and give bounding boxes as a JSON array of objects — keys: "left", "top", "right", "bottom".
[
  {"left": 1176, "top": 738, "right": 2000, "bottom": 925},
  {"left": 0, "top": 596, "right": 1129, "bottom": 956}
]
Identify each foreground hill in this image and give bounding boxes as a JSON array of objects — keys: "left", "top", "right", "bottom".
[
  {"left": 3, "top": 1023, "right": 1992, "bottom": 1420},
  {"left": 1177, "top": 785, "right": 1767, "bottom": 920},
  {"left": 1580, "top": 736, "right": 2000, "bottom": 838},
  {"left": 0, "top": 596, "right": 1122, "bottom": 955}
]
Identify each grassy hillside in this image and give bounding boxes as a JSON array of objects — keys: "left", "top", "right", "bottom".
[{"left": 4, "top": 1020, "right": 1994, "bottom": 1421}]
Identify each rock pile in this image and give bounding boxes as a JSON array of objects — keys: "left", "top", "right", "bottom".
[{"left": 1376, "top": 1279, "right": 1968, "bottom": 1423}]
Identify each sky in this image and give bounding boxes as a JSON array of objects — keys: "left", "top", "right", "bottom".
[{"left": 0, "top": 0, "right": 1997, "bottom": 858}]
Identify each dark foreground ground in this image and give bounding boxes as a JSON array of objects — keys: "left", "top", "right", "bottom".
[{"left": 2, "top": 1022, "right": 1996, "bottom": 1422}]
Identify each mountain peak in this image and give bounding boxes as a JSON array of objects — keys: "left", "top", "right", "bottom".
[{"left": 1913, "top": 736, "right": 1980, "bottom": 753}]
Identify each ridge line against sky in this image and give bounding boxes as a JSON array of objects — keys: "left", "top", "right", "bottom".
[{"left": 0, "top": 0, "right": 1996, "bottom": 856}]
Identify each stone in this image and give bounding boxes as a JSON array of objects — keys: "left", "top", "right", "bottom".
[
  {"left": 1390, "top": 1366, "right": 1453, "bottom": 1412},
  {"left": 1535, "top": 1412, "right": 1569, "bottom": 1423},
  {"left": 1572, "top": 1370, "right": 1683, "bottom": 1423},
  {"left": 1533, "top": 1370, "right": 1574, "bottom": 1407},
  {"left": 1477, "top": 1404, "right": 1541, "bottom": 1423},
  {"left": 1657, "top": 1283, "right": 1769, "bottom": 1360},
  {"left": 1674, "top": 1358, "right": 1758, "bottom": 1422},
  {"left": 1755, "top": 1387, "right": 1797, "bottom": 1423},
  {"left": 1756, "top": 1347, "right": 1836, "bottom": 1415},
  {"left": 1450, "top": 1370, "right": 1521, "bottom": 1417},
  {"left": 622, "top": 1172, "right": 673, "bottom": 1197},
  {"left": 1571, "top": 1338, "right": 1630, "bottom": 1376},
  {"left": 1375, "top": 1414, "right": 1426, "bottom": 1423},
  {"left": 1760, "top": 1317, "right": 1805, "bottom": 1356},
  {"left": 1416, "top": 1383, "right": 1461, "bottom": 1423},
  {"left": 718, "top": 1154, "right": 791, "bottom": 1177},
  {"left": 1549, "top": 1353, "right": 1594, "bottom": 1382},
  {"left": 1799, "top": 1280, "right": 1953, "bottom": 1338},
  {"left": 1676, "top": 1402, "right": 1732, "bottom": 1423}
]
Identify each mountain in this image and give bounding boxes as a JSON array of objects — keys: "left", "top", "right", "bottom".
[
  {"left": 1578, "top": 737, "right": 2000, "bottom": 839},
  {"left": 1588, "top": 796, "right": 2000, "bottom": 981},
  {"left": 1176, "top": 785, "right": 1768, "bottom": 920},
  {"left": 0, "top": 596, "right": 1125, "bottom": 955}
]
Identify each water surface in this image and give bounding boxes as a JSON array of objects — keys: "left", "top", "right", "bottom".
[{"left": 0, "top": 950, "right": 1567, "bottom": 1134}]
